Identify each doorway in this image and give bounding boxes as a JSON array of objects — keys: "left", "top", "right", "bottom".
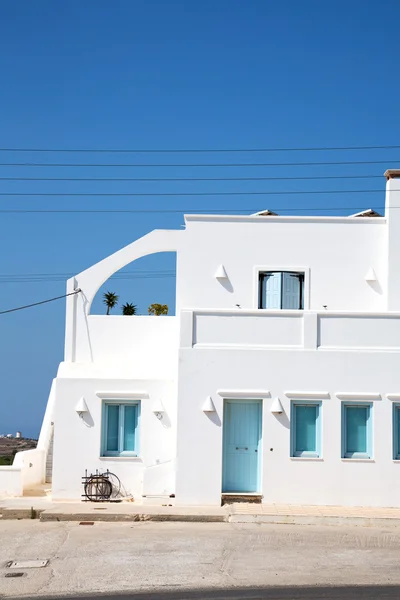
[{"left": 222, "top": 400, "right": 261, "bottom": 493}]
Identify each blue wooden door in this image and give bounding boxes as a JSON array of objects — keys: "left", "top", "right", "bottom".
[{"left": 222, "top": 401, "right": 261, "bottom": 493}]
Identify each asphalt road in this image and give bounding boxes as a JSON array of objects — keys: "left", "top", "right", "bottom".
[
  {"left": 31, "top": 586, "right": 400, "bottom": 600},
  {"left": 2, "top": 521, "right": 400, "bottom": 598}
]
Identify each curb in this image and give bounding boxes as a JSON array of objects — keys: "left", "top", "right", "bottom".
[
  {"left": 0, "top": 508, "right": 45, "bottom": 520},
  {"left": 40, "top": 512, "right": 227, "bottom": 523},
  {"left": 229, "top": 514, "right": 400, "bottom": 527}
]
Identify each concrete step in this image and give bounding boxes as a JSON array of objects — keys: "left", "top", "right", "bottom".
[{"left": 222, "top": 494, "right": 263, "bottom": 505}]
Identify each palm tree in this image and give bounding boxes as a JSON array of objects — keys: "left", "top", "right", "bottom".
[
  {"left": 122, "top": 302, "right": 137, "bottom": 315},
  {"left": 148, "top": 303, "right": 169, "bottom": 316},
  {"left": 103, "top": 291, "right": 119, "bottom": 315}
]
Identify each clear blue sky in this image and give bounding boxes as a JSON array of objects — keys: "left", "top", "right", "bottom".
[{"left": 0, "top": 0, "right": 399, "bottom": 437}]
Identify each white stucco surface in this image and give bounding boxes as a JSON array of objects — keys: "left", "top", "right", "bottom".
[
  {"left": 3, "top": 173, "right": 400, "bottom": 507},
  {"left": 0, "top": 467, "right": 22, "bottom": 497}
]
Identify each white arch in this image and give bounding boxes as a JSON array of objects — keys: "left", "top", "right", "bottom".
[{"left": 64, "top": 229, "right": 183, "bottom": 362}]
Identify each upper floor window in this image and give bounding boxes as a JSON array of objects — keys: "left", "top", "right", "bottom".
[{"left": 259, "top": 271, "right": 304, "bottom": 309}]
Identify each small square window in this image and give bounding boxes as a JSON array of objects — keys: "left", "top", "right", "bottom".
[
  {"left": 102, "top": 402, "right": 140, "bottom": 457},
  {"left": 393, "top": 405, "right": 400, "bottom": 460},
  {"left": 259, "top": 271, "right": 305, "bottom": 310},
  {"left": 342, "top": 403, "right": 372, "bottom": 459},
  {"left": 291, "top": 402, "right": 321, "bottom": 458}
]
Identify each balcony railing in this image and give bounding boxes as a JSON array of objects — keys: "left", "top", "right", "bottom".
[{"left": 179, "top": 309, "right": 400, "bottom": 352}]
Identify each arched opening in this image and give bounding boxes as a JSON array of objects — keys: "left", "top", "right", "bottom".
[{"left": 90, "top": 252, "right": 176, "bottom": 316}]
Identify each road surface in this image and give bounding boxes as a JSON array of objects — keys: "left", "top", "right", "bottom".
[{"left": 1, "top": 521, "right": 400, "bottom": 598}]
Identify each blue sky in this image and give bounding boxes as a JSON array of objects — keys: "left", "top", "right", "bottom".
[{"left": 0, "top": 0, "right": 399, "bottom": 437}]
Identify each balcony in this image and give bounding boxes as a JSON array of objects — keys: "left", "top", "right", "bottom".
[
  {"left": 180, "top": 309, "right": 400, "bottom": 352},
  {"left": 73, "top": 315, "right": 178, "bottom": 378}
]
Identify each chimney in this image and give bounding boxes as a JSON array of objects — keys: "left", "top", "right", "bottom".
[{"left": 384, "top": 170, "right": 400, "bottom": 310}]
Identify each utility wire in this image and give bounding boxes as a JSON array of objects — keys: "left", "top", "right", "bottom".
[
  {"left": 0, "top": 174, "right": 383, "bottom": 182},
  {"left": 0, "top": 206, "right": 387, "bottom": 214},
  {"left": 0, "top": 160, "right": 398, "bottom": 168},
  {"left": 0, "top": 189, "right": 388, "bottom": 197},
  {"left": 0, "top": 144, "right": 400, "bottom": 153},
  {"left": 0, "top": 289, "right": 81, "bottom": 315},
  {"left": 0, "top": 270, "right": 176, "bottom": 283}
]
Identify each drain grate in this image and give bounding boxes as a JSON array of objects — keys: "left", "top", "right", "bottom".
[
  {"left": 7, "top": 560, "right": 48, "bottom": 569},
  {"left": 5, "top": 572, "right": 25, "bottom": 578}
]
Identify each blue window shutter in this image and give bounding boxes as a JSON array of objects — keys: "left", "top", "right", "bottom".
[
  {"left": 264, "top": 272, "right": 282, "bottom": 309},
  {"left": 106, "top": 405, "right": 119, "bottom": 452},
  {"left": 123, "top": 405, "right": 137, "bottom": 452},
  {"left": 395, "top": 406, "right": 400, "bottom": 459},
  {"left": 295, "top": 405, "right": 317, "bottom": 453},
  {"left": 282, "top": 273, "right": 302, "bottom": 309},
  {"left": 345, "top": 406, "right": 368, "bottom": 456}
]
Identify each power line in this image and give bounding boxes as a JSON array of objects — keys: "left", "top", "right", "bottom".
[
  {"left": 0, "top": 144, "right": 400, "bottom": 153},
  {"left": 0, "top": 270, "right": 176, "bottom": 283},
  {"left": 0, "top": 206, "right": 387, "bottom": 214},
  {"left": 0, "top": 175, "right": 383, "bottom": 182},
  {"left": 0, "top": 189, "right": 388, "bottom": 197},
  {"left": 0, "top": 160, "right": 398, "bottom": 168},
  {"left": 0, "top": 289, "right": 81, "bottom": 315}
]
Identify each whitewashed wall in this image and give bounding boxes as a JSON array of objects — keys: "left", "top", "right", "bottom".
[
  {"left": 52, "top": 377, "right": 176, "bottom": 500},
  {"left": 74, "top": 315, "right": 178, "bottom": 378},
  {"left": 0, "top": 467, "right": 22, "bottom": 497},
  {"left": 176, "top": 216, "right": 387, "bottom": 313},
  {"left": 176, "top": 346, "right": 400, "bottom": 507}
]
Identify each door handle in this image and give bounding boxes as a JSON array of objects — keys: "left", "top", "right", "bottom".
[{"left": 236, "top": 447, "right": 248, "bottom": 450}]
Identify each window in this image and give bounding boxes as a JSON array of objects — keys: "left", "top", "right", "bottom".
[
  {"left": 259, "top": 271, "right": 304, "bottom": 309},
  {"left": 393, "top": 405, "right": 400, "bottom": 460},
  {"left": 102, "top": 402, "right": 140, "bottom": 457},
  {"left": 291, "top": 402, "right": 321, "bottom": 458},
  {"left": 342, "top": 404, "right": 372, "bottom": 459}
]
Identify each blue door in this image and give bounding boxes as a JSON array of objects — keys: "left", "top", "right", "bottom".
[{"left": 222, "top": 400, "right": 261, "bottom": 493}]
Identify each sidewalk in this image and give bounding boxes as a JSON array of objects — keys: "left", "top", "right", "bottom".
[{"left": 2, "top": 497, "right": 400, "bottom": 526}]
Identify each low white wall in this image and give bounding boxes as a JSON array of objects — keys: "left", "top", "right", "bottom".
[
  {"left": 74, "top": 316, "right": 178, "bottom": 380},
  {"left": 13, "top": 448, "right": 46, "bottom": 489},
  {"left": 193, "top": 311, "right": 303, "bottom": 347},
  {"left": 185, "top": 310, "right": 400, "bottom": 352},
  {"left": 52, "top": 377, "right": 177, "bottom": 500},
  {"left": 0, "top": 467, "right": 22, "bottom": 497},
  {"left": 318, "top": 314, "right": 400, "bottom": 349},
  {"left": 176, "top": 346, "right": 400, "bottom": 507}
]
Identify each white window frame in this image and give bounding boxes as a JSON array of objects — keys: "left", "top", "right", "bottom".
[{"left": 253, "top": 266, "right": 310, "bottom": 310}]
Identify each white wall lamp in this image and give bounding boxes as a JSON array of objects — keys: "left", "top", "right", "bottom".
[
  {"left": 215, "top": 265, "right": 228, "bottom": 280},
  {"left": 152, "top": 399, "right": 165, "bottom": 420},
  {"left": 75, "top": 397, "right": 89, "bottom": 418},
  {"left": 270, "top": 398, "right": 284, "bottom": 414},
  {"left": 202, "top": 396, "right": 216, "bottom": 413},
  {"left": 365, "top": 268, "right": 377, "bottom": 282}
]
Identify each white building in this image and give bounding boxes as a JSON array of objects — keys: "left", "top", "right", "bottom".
[{"left": 3, "top": 170, "right": 400, "bottom": 506}]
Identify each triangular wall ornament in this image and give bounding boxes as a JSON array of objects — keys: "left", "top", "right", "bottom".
[
  {"left": 215, "top": 265, "right": 228, "bottom": 279},
  {"left": 151, "top": 398, "right": 165, "bottom": 414},
  {"left": 75, "top": 397, "right": 89, "bottom": 415},
  {"left": 202, "top": 396, "right": 216, "bottom": 412},
  {"left": 270, "top": 397, "right": 284, "bottom": 414},
  {"left": 365, "top": 268, "right": 377, "bottom": 282}
]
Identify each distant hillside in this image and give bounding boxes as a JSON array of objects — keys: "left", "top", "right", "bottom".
[{"left": 0, "top": 437, "right": 37, "bottom": 457}]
